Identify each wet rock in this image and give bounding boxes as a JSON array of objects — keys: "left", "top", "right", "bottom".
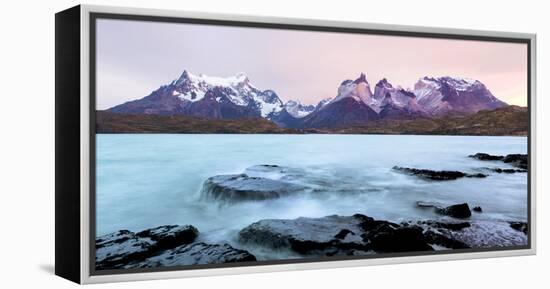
[
  {"left": 469, "top": 153, "right": 528, "bottom": 170},
  {"left": 509, "top": 222, "right": 528, "bottom": 235},
  {"left": 334, "top": 229, "right": 355, "bottom": 240},
  {"left": 417, "top": 201, "right": 472, "bottom": 218},
  {"left": 239, "top": 214, "right": 528, "bottom": 256},
  {"left": 467, "top": 173, "right": 488, "bottom": 178},
  {"left": 367, "top": 225, "right": 434, "bottom": 253},
  {"left": 238, "top": 215, "right": 369, "bottom": 256},
  {"left": 469, "top": 153, "right": 504, "bottom": 161},
  {"left": 488, "top": 168, "right": 528, "bottom": 173},
  {"left": 96, "top": 225, "right": 198, "bottom": 270},
  {"left": 423, "top": 231, "right": 470, "bottom": 249},
  {"left": 239, "top": 214, "right": 435, "bottom": 255},
  {"left": 473, "top": 206, "right": 483, "bottom": 213},
  {"left": 357, "top": 215, "right": 434, "bottom": 253},
  {"left": 442, "top": 221, "right": 527, "bottom": 247},
  {"left": 416, "top": 220, "right": 471, "bottom": 231},
  {"left": 201, "top": 173, "right": 307, "bottom": 201},
  {"left": 435, "top": 203, "right": 472, "bottom": 219},
  {"left": 127, "top": 242, "right": 256, "bottom": 268},
  {"left": 413, "top": 220, "right": 527, "bottom": 249},
  {"left": 96, "top": 225, "right": 255, "bottom": 270},
  {"left": 502, "top": 154, "right": 528, "bottom": 170},
  {"left": 393, "top": 166, "right": 486, "bottom": 181},
  {"left": 135, "top": 225, "right": 199, "bottom": 251}
]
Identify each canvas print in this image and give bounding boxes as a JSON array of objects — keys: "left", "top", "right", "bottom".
[{"left": 93, "top": 18, "right": 529, "bottom": 271}]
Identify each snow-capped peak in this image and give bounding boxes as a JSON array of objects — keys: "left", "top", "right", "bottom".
[
  {"left": 168, "top": 69, "right": 284, "bottom": 117},
  {"left": 414, "top": 76, "right": 505, "bottom": 115},
  {"left": 418, "top": 76, "right": 481, "bottom": 91},
  {"left": 284, "top": 100, "right": 315, "bottom": 118},
  {"left": 332, "top": 73, "right": 374, "bottom": 105},
  {"left": 174, "top": 70, "right": 251, "bottom": 88}
]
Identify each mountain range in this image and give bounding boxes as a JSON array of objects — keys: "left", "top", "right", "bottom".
[{"left": 106, "top": 69, "right": 510, "bottom": 129}]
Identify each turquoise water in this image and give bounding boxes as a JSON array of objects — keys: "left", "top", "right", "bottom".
[{"left": 96, "top": 134, "right": 528, "bottom": 246}]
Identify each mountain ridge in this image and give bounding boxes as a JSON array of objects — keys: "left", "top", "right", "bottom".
[{"left": 107, "top": 69, "right": 512, "bottom": 130}]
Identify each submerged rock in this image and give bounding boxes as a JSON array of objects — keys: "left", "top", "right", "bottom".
[
  {"left": 485, "top": 167, "right": 527, "bottom": 173},
  {"left": 96, "top": 225, "right": 198, "bottom": 270},
  {"left": 416, "top": 202, "right": 472, "bottom": 218},
  {"left": 127, "top": 243, "right": 256, "bottom": 268},
  {"left": 469, "top": 153, "right": 528, "bottom": 170},
  {"left": 393, "top": 166, "right": 487, "bottom": 181},
  {"left": 469, "top": 153, "right": 504, "bottom": 161},
  {"left": 201, "top": 173, "right": 307, "bottom": 201},
  {"left": 473, "top": 206, "right": 483, "bottom": 213},
  {"left": 244, "top": 164, "right": 305, "bottom": 180}
]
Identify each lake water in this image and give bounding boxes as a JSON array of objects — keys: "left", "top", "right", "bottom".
[{"left": 96, "top": 134, "right": 527, "bottom": 255}]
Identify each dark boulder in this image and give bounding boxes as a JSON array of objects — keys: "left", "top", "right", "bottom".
[
  {"left": 367, "top": 226, "right": 434, "bottom": 253},
  {"left": 127, "top": 242, "right": 256, "bottom": 268},
  {"left": 135, "top": 225, "right": 199, "bottom": 251},
  {"left": 239, "top": 214, "right": 435, "bottom": 255},
  {"left": 417, "top": 201, "right": 472, "bottom": 219},
  {"left": 201, "top": 173, "right": 307, "bottom": 201},
  {"left": 334, "top": 229, "right": 355, "bottom": 240},
  {"left": 473, "top": 206, "right": 483, "bottom": 213},
  {"left": 509, "top": 222, "right": 528, "bottom": 235},
  {"left": 435, "top": 203, "right": 472, "bottom": 219},
  {"left": 238, "top": 215, "right": 369, "bottom": 256},
  {"left": 469, "top": 153, "right": 504, "bottom": 161},
  {"left": 393, "top": 166, "right": 486, "bottom": 181},
  {"left": 502, "top": 154, "right": 528, "bottom": 170},
  {"left": 96, "top": 225, "right": 198, "bottom": 270}
]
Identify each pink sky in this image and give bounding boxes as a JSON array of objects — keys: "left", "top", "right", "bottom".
[{"left": 96, "top": 19, "right": 528, "bottom": 109}]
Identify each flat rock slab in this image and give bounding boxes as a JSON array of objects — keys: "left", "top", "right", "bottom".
[
  {"left": 96, "top": 225, "right": 198, "bottom": 270},
  {"left": 126, "top": 242, "right": 256, "bottom": 268},
  {"left": 239, "top": 215, "right": 366, "bottom": 255},
  {"left": 244, "top": 164, "right": 305, "bottom": 180},
  {"left": 201, "top": 173, "right": 307, "bottom": 201},
  {"left": 436, "top": 221, "right": 528, "bottom": 248},
  {"left": 96, "top": 225, "right": 256, "bottom": 269},
  {"left": 238, "top": 214, "right": 435, "bottom": 256}
]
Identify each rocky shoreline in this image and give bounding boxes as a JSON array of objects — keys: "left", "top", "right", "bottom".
[
  {"left": 96, "top": 152, "right": 528, "bottom": 270},
  {"left": 96, "top": 214, "right": 528, "bottom": 270}
]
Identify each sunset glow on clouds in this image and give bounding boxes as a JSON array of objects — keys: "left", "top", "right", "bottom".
[{"left": 96, "top": 19, "right": 528, "bottom": 109}]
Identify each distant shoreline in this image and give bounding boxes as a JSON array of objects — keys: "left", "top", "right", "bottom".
[{"left": 95, "top": 106, "right": 528, "bottom": 137}]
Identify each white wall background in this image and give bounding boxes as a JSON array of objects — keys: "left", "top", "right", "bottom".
[{"left": 0, "top": 0, "right": 547, "bottom": 287}]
